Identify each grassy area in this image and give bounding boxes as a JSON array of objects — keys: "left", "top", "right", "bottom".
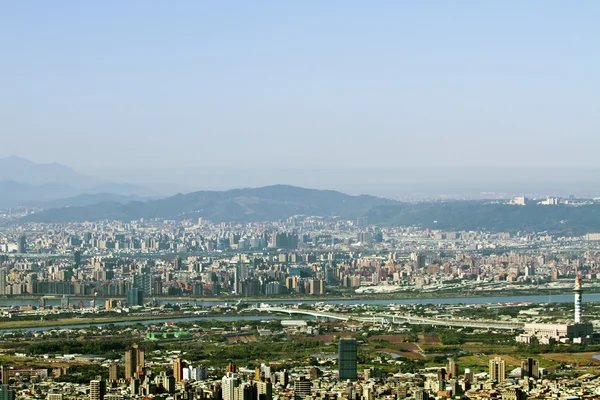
[{"left": 0, "top": 314, "right": 197, "bottom": 330}]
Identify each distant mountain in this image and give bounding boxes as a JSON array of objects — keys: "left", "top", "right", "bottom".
[
  {"left": 0, "top": 156, "right": 95, "bottom": 187},
  {"left": 26, "top": 193, "right": 153, "bottom": 209},
  {"left": 0, "top": 156, "right": 155, "bottom": 206},
  {"left": 0, "top": 180, "right": 81, "bottom": 208},
  {"left": 21, "top": 185, "right": 399, "bottom": 223}
]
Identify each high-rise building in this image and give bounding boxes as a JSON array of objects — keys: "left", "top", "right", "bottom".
[
  {"left": 256, "top": 380, "right": 272, "bottom": 400},
  {"left": 489, "top": 357, "right": 506, "bottom": 382},
  {"left": 17, "top": 236, "right": 26, "bottom": 254},
  {"left": 1, "top": 366, "right": 8, "bottom": 385},
  {"left": 338, "top": 338, "right": 357, "bottom": 380},
  {"left": 108, "top": 363, "right": 119, "bottom": 382},
  {"left": 293, "top": 377, "right": 311, "bottom": 400},
  {"left": 0, "top": 385, "right": 14, "bottom": 400},
  {"left": 0, "top": 269, "right": 7, "bottom": 296},
  {"left": 133, "top": 267, "right": 152, "bottom": 297},
  {"left": 125, "top": 344, "right": 145, "bottom": 380},
  {"left": 221, "top": 372, "right": 240, "bottom": 400},
  {"left": 447, "top": 359, "right": 458, "bottom": 378},
  {"left": 574, "top": 276, "right": 583, "bottom": 323},
  {"left": 173, "top": 358, "right": 186, "bottom": 382},
  {"left": 126, "top": 288, "right": 143, "bottom": 307},
  {"left": 520, "top": 357, "right": 540, "bottom": 380},
  {"left": 89, "top": 380, "right": 105, "bottom": 400}
]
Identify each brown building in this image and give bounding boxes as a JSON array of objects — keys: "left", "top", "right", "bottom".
[
  {"left": 125, "top": 343, "right": 145, "bottom": 380},
  {"left": 108, "top": 363, "right": 119, "bottom": 382},
  {"left": 173, "top": 358, "right": 186, "bottom": 382}
]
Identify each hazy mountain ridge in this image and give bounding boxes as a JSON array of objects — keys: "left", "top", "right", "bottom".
[
  {"left": 21, "top": 185, "right": 399, "bottom": 223},
  {"left": 0, "top": 156, "right": 154, "bottom": 207}
]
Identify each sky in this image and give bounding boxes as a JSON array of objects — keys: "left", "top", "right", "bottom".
[{"left": 1, "top": 1, "right": 599, "bottom": 192}]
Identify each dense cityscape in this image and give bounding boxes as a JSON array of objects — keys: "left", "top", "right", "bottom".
[{"left": 0, "top": 205, "right": 600, "bottom": 400}]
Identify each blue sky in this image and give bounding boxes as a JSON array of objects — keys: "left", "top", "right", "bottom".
[{"left": 1, "top": 1, "right": 598, "bottom": 181}]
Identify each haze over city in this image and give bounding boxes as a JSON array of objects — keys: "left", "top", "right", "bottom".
[{"left": 1, "top": 1, "right": 599, "bottom": 197}]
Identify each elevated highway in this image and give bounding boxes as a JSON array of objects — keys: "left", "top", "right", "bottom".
[{"left": 249, "top": 306, "right": 524, "bottom": 330}]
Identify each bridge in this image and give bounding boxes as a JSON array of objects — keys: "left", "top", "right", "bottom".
[{"left": 249, "top": 307, "right": 524, "bottom": 330}]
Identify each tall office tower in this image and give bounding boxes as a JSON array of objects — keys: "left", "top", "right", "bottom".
[
  {"left": 89, "top": 380, "right": 105, "bottom": 400},
  {"left": 234, "top": 265, "right": 240, "bottom": 295},
  {"left": 133, "top": 267, "right": 153, "bottom": 296},
  {"left": 125, "top": 344, "right": 145, "bottom": 380},
  {"left": 415, "top": 254, "right": 426, "bottom": 269},
  {"left": 17, "top": 236, "right": 26, "bottom": 254},
  {"left": 126, "top": 288, "right": 143, "bottom": 307},
  {"left": 221, "top": 372, "right": 240, "bottom": 400},
  {"left": 574, "top": 276, "right": 583, "bottom": 323},
  {"left": 338, "top": 338, "right": 357, "bottom": 380},
  {"left": 489, "top": 357, "right": 506, "bottom": 382},
  {"left": 1, "top": 366, "right": 8, "bottom": 385},
  {"left": 294, "top": 377, "right": 312, "bottom": 400},
  {"left": 0, "top": 385, "right": 15, "bottom": 400},
  {"left": 520, "top": 358, "right": 540, "bottom": 380},
  {"left": 0, "top": 268, "right": 6, "bottom": 296},
  {"left": 173, "top": 358, "right": 186, "bottom": 382},
  {"left": 447, "top": 359, "right": 458, "bottom": 378},
  {"left": 74, "top": 251, "right": 82, "bottom": 267},
  {"left": 108, "top": 363, "right": 119, "bottom": 382},
  {"left": 60, "top": 295, "right": 70, "bottom": 310}
]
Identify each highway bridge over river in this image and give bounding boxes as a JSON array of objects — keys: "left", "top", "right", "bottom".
[{"left": 248, "top": 306, "right": 524, "bottom": 331}]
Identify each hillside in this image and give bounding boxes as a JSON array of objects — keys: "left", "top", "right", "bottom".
[
  {"left": 365, "top": 201, "right": 600, "bottom": 235},
  {"left": 21, "top": 185, "right": 398, "bottom": 223}
]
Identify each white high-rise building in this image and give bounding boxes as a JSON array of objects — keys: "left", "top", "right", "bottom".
[{"left": 222, "top": 372, "right": 240, "bottom": 400}]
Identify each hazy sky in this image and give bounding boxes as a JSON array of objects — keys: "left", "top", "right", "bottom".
[{"left": 1, "top": 1, "right": 599, "bottom": 177}]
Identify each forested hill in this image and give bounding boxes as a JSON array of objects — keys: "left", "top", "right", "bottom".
[
  {"left": 21, "top": 185, "right": 398, "bottom": 223},
  {"left": 366, "top": 201, "right": 600, "bottom": 235}
]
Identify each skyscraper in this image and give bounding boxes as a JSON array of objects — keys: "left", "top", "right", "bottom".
[
  {"left": 0, "top": 269, "right": 7, "bottom": 296},
  {"left": 125, "top": 344, "right": 145, "bottom": 380},
  {"left": 173, "top": 358, "right": 186, "bottom": 382},
  {"left": 133, "top": 267, "right": 152, "bottom": 297},
  {"left": 17, "top": 236, "right": 26, "bottom": 254},
  {"left": 126, "top": 288, "right": 143, "bottom": 307},
  {"left": 221, "top": 372, "right": 240, "bottom": 400},
  {"left": 89, "top": 380, "right": 105, "bottom": 400},
  {"left": 108, "top": 363, "right": 119, "bottom": 382},
  {"left": 520, "top": 357, "right": 540, "bottom": 380},
  {"left": 338, "top": 338, "right": 357, "bottom": 380},
  {"left": 489, "top": 357, "right": 506, "bottom": 382},
  {"left": 447, "top": 359, "right": 458, "bottom": 378},
  {"left": 0, "top": 366, "right": 8, "bottom": 385}
]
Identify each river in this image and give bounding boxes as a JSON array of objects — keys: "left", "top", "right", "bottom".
[
  {"left": 1, "top": 292, "right": 595, "bottom": 308},
  {"left": 0, "top": 292, "right": 593, "bottom": 333}
]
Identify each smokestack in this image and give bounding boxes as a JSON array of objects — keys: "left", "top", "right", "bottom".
[{"left": 574, "top": 276, "right": 582, "bottom": 323}]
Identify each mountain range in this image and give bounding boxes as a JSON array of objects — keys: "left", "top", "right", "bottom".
[
  {"left": 20, "top": 185, "right": 600, "bottom": 235},
  {"left": 21, "top": 185, "right": 398, "bottom": 223},
  {"left": 0, "top": 156, "right": 154, "bottom": 207}
]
